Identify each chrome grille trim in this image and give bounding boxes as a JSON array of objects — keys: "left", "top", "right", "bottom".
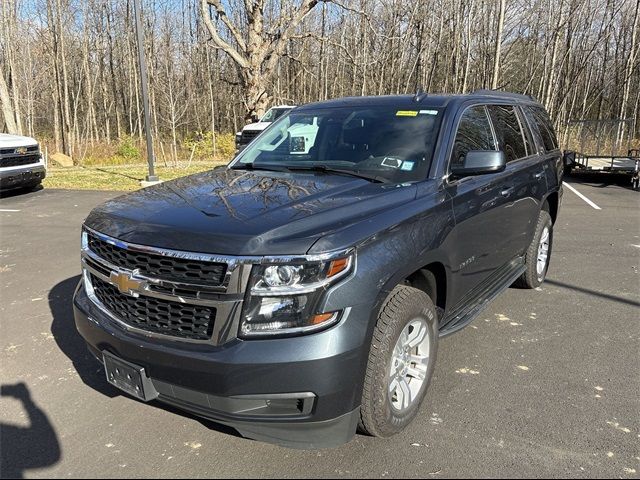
[
  {"left": 88, "top": 273, "right": 217, "bottom": 340},
  {"left": 83, "top": 226, "right": 355, "bottom": 266},
  {"left": 81, "top": 228, "right": 254, "bottom": 344},
  {"left": 85, "top": 228, "right": 236, "bottom": 292},
  {"left": 80, "top": 226, "right": 355, "bottom": 344},
  {"left": 82, "top": 256, "right": 223, "bottom": 308},
  {"left": 83, "top": 269, "right": 239, "bottom": 345}
]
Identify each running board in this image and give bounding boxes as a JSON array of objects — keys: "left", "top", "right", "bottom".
[{"left": 438, "top": 259, "right": 526, "bottom": 338}]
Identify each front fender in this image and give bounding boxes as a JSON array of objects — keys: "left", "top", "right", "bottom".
[{"left": 320, "top": 192, "right": 455, "bottom": 335}]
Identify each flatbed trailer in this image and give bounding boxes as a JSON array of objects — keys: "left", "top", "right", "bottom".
[{"left": 563, "top": 118, "right": 639, "bottom": 189}]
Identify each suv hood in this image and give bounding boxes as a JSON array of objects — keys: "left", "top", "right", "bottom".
[
  {"left": 0, "top": 133, "right": 38, "bottom": 148},
  {"left": 242, "top": 122, "right": 270, "bottom": 132},
  {"left": 85, "top": 168, "right": 417, "bottom": 256}
]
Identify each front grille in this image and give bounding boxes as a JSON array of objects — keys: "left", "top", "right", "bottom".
[
  {"left": 1, "top": 154, "right": 41, "bottom": 168},
  {"left": 240, "top": 130, "right": 260, "bottom": 144},
  {"left": 0, "top": 145, "right": 38, "bottom": 155},
  {"left": 88, "top": 233, "right": 227, "bottom": 286},
  {"left": 90, "top": 274, "right": 216, "bottom": 340}
]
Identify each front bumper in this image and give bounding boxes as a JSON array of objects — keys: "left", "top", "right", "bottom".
[
  {"left": 73, "top": 282, "right": 368, "bottom": 449},
  {"left": 0, "top": 164, "right": 46, "bottom": 191}
]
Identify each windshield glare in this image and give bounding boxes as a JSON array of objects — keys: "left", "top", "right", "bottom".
[{"left": 235, "top": 106, "right": 443, "bottom": 183}]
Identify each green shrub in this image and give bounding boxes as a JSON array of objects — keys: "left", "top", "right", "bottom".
[
  {"left": 184, "top": 131, "right": 235, "bottom": 162},
  {"left": 215, "top": 133, "right": 236, "bottom": 160},
  {"left": 116, "top": 136, "right": 141, "bottom": 161}
]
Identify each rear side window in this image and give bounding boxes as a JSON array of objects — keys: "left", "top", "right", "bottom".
[
  {"left": 487, "top": 105, "right": 528, "bottom": 162},
  {"left": 516, "top": 107, "right": 535, "bottom": 156},
  {"left": 527, "top": 106, "right": 559, "bottom": 151},
  {"left": 450, "top": 106, "right": 496, "bottom": 168}
]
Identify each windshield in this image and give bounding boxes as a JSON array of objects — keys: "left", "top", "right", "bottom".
[
  {"left": 233, "top": 106, "right": 443, "bottom": 183},
  {"left": 260, "top": 107, "right": 291, "bottom": 123}
]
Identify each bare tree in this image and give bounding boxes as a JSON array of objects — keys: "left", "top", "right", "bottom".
[
  {"left": 200, "top": 0, "right": 331, "bottom": 120},
  {"left": 492, "top": 0, "right": 506, "bottom": 89},
  {"left": 0, "top": 0, "right": 638, "bottom": 158},
  {"left": 0, "top": 70, "right": 19, "bottom": 134}
]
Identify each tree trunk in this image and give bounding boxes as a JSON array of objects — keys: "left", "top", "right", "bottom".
[
  {"left": 491, "top": 0, "right": 506, "bottom": 89},
  {"left": 244, "top": 72, "right": 270, "bottom": 122},
  {"left": 0, "top": 71, "right": 19, "bottom": 134}
]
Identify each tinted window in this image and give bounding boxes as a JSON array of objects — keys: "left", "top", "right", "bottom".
[
  {"left": 487, "top": 105, "right": 527, "bottom": 162},
  {"left": 527, "top": 106, "right": 558, "bottom": 151},
  {"left": 516, "top": 107, "right": 535, "bottom": 156},
  {"left": 236, "top": 106, "right": 443, "bottom": 183},
  {"left": 522, "top": 108, "right": 544, "bottom": 153},
  {"left": 450, "top": 106, "right": 496, "bottom": 168}
]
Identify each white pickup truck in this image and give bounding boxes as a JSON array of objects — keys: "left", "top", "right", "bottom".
[
  {"left": 235, "top": 105, "right": 297, "bottom": 152},
  {"left": 0, "top": 133, "right": 46, "bottom": 192}
]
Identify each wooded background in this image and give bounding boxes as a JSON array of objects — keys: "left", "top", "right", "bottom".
[{"left": 1, "top": 0, "right": 638, "bottom": 163}]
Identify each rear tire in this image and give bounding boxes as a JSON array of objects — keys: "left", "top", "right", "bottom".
[
  {"left": 358, "top": 285, "right": 438, "bottom": 437},
  {"left": 515, "top": 209, "right": 553, "bottom": 289}
]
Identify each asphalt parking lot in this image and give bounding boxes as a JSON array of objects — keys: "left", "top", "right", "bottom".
[{"left": 1, "top": 175, "right": 639, "bottom": 479}]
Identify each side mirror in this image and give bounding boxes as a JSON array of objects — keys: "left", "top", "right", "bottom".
[{"left": 451, "top": 150, "right": 506, "bottom": 177}]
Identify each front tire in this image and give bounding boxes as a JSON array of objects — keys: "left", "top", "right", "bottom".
[
  {"left": 28, "top": 181, "right": 42, "bottom": 191},
  {"left": 359, "top": 285, "right": 438, "bottom": 437},
  {"left": 515, "top": 209, "right": 553, "bottom": 289}
]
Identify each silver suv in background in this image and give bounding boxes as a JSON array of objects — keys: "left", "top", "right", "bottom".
[
  {"left": 235, "top": 105, "right": 296, "bottom": 152},
  {"left": 0, "top": 133, "right": 46, "bottom": 192}
]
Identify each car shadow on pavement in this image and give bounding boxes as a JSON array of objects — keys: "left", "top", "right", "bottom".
[
  {"left": 49, "top": 275, "right": 117, "bottom": 398},
  {"left": 565, "top": 172, "right": 637, "bottom": 190},
  {"left": 545, "top": 279, "right": 640, "bottom": 308},
  {"left": 0, "top": 184, "right": 44, "bottom": 199},
  {"left": 48, "top": 276, "right": 246, "bottom": 440},
  {"left": 150, "top": 402, "right": 246, "bottom": 441},
  {"left": 0, "top": 383, "right": 61, "bottom": 479}
]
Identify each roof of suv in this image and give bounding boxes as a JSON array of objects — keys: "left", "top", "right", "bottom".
[{"left": 296, "top": 91, "right": 539, "bottom": 112}]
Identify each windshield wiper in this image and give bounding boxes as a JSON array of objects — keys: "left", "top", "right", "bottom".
[
  {"left": 283, "top": 165, "right": 389, "bottom": 183},
  {"left": 230, "top": 163, "right": 289, "bottom": 173}
]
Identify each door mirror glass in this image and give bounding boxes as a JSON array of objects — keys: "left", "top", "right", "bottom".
[{"left": 451, "top": 150, "right": 506, "bottom": 177}]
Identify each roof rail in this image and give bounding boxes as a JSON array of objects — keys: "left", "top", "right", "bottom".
[
  {"left": 413, "top": 87, "right": 428, "bottom": 102},
  {"left": 471, "top": 89, "right": 536, "bottom": 102}
]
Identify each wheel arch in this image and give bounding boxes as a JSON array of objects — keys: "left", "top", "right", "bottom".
[
  {"left": 404, "top": 262, "right": 448, "bottom": 319},
  {"left": 543, "top": 191, "right": 559, "bottom": 224},
  {"left": 370, "top": 254, "right": 451, "bottom": 325}
]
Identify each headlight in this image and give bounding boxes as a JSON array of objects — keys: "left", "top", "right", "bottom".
[
  {"left": 81, "top": 230, "right": 89, "bottom": 250},
  {"left": 240, "top": 255, "right": 353, "bottom": 337}
]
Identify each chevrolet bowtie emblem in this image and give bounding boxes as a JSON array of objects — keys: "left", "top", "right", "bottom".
[
  {"left": 110, "top": 270, "right": 144, "bottom": 295},
  {"left": 16, "top": 147, "right": 27, "bottom": 155}
]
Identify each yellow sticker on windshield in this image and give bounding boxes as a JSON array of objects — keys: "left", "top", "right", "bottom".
[{"left": 396, "top": 110, "right": 419, "bottom": 117}]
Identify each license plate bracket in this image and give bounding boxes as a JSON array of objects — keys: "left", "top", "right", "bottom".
[{"left": 103, "top": 351, "right": 158, "bottom": 402}]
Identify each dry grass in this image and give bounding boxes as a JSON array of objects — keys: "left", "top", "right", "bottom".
[
  {"left": 563, "top": 127, "right": 639, "bottom": 156},
  {"left": 43, "top": 161, "right": 228, "bottom": 192},
  {"left": 40, "top": 133, "right": 236, "bottom": 168}
]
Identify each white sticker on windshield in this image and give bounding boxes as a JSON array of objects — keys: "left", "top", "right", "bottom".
[
  {"left": 419, "top": 110, "right": 438, "bottom": 115},
  {"left": 401, "top": 161, "right": 415, "bottom": 171},
  {"left": 382, "top": 157, "right": 403, "bottom": 168}
]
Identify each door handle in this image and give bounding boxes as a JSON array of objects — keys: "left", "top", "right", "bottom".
[
  {"left": 500, "top": 187, "right": 515, "bottom": 197},
  {"left": 534, "top": 171, "right": 545, "bottom": 180}
]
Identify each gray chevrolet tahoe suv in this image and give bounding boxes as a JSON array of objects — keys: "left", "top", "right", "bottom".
[{"left": 73, "top": 91, "right": 563, "bottom": 449}]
